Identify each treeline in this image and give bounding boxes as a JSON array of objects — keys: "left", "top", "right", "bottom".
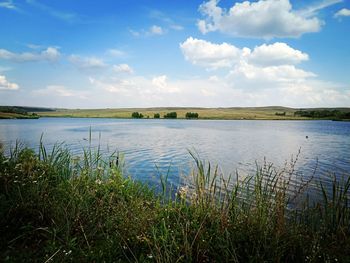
[
  {"left": 0, "top": 106, "right": 54, "bottom": 113},
  {"left": 131, "top": 111, "right": 199, "bottom": 119},
  {"left": 294, "top": 109, "right": 350, "bottom": 119},
  {"left": 0, "top": 106, "right": 40, "bottom": 119},
  {"left": 0, "top": 106, "right": 28, "bottom": 115}
]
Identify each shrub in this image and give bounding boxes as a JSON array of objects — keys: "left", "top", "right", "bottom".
[
  {"left": 131, "top": 112, "right": 143, "bottom": 118},
  {"left": 154, "top": 113, "right": 160, "bottom": 119},
  {"left": 275, "top": 112, "right": 286, "bottom": 116},
  {"left": 185, "top": 112, "right": 199, "bottom": 119},
  {"left": 163, "top": 112, "right": 177, "bottom": 119}
]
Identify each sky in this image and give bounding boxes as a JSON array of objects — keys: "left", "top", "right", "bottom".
[{"left": 0, "top": 0, "right": 349, "bottom": 108}]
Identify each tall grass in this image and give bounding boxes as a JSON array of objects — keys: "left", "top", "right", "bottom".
[{"left": 0, "top": 141, "right": 349, "bottom": 262}]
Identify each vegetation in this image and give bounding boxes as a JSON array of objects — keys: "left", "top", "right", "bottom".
[
  {"left": 1, "top": 141, "right": 350, "bottom": 262},
  {"left": 131, "top": 112, "right": 144, "bottom": 119},
  {"left": 185, "top": 112, "right": 199, "bottom": 119},
  {"left": 275, "top": 112, "right": 286, "bottom": 116},
  {"left": 33, "top": 106, "right": 350, "bottom": 120},
  {"left": 0, "top": 106, "right": 39, "bottom": 119},
  {"left": 154, "top": 113, "right": 160, "bottom": 119},
  {"left": 163, "top": 112, "right": 177, "bottom": 119},
  {"left": 294, "top": 109, "right": 350, "bottom": 120}
]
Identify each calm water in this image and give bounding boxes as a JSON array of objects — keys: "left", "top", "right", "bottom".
[{"left": 0, "top": 118, "right": 349, "bottom": 188}]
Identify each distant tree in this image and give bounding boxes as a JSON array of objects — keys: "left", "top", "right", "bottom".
[
  {"left": 275, "top": 112, "right": 286, "bottom": 116},
  {"left": 185, "top": 112, "right": 199, "bottom": 119},
  {"left": 164, "top": 112, "right": 177, "bottom": 119},
  {"left": 293, "top": 109, "right": 350, "bottom": 119},
  {"left": 154, "top": 113, "right": 160, "bottom": 119},
  {"left": 131, "top": 112, "right": 143, "bottom": 118}
]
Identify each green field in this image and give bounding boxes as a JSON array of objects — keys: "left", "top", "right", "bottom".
[
  {"left": 1, "top": 106, "right": 349, "bottom": 120},
  {"left": 36, "top": 106, "right": 350, "bottom": 120},
  {"left": 0, "top": 112, "right": 39, "bottom": 119}
]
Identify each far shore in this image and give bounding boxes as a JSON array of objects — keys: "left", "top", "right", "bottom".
[{"left": 1, "top": 106, "right": 350, "bottom": 120}]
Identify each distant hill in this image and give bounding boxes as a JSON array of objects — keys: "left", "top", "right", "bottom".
[
  {"left": 0, "top": 106, "right": 55, "bottom": 119},
  {"left": 0, "top": 106, "right": 56, "bottom": 113},
  {"left": 32, "top": 106, "right": 350, "bottom": 120}
]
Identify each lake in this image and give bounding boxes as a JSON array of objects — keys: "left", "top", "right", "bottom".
[{"left": 0, "top": 118, "right": 349, "bottom": 190}]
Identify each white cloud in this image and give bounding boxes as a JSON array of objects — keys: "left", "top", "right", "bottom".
[
  {"left": 107, "top": 49, "right": 126, "bottom": 57},
  {"left": 69, "top": 55, "right": 106, "bottom": 69},
  {"left": 0, "top": 47, "right": 60, "bottom": 62},
  {"left": 197, "top": 0, "right": 330, "bottom": 38},
  {"left": 170, "top": 25, "right": 184, "bottom": 31},
  {"left": 34, "top": 85, "right": 74, "bottom": 97},
  {"left": 26, "top": 0, "right": 78, "bottom": 23},
  {"left": 180, "top": 37, "right": 241, "bottom": 69},
  {"left": 248, "top": 42, "right": 309, "bottom": 66},
  {"left": 180, "top": 38, "right": 316, "bottom": 86},
  {"left": 298, "top": 0, "right": 342, "bottom": 17},
  {"left": 113, "top": 64, "right": 134, "bottom": 74},
  {"left": 180, "top": 38, "right": 309, "bottom": 69},
  {"left": 0, "top": 75, "right": 19, "bottom": 90},
  {"left": 0, "top": 0, "right": 16, "bottom": 10},
  {"left": 178, "top": 37, "right": 350, "bottom": 107},
  {"left": 150, "top": 25, "right": 164, "bottom": 35},
  {"left": 334, "top": 8, "right": 350, "bottom": 18},
  {"left": 229, "top": 62, "right": 316, "bottom": 85},
  {"left": 33, "top": 85, "right": 88, "bottom": 99},
  {"left": 130, "top": 25, "right": 165, "bottom": 37},
  {"left": 152, "top": 75, "right": 168, "bottom": 90}
]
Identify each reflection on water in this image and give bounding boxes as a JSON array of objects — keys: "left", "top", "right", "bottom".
[{"left": 0, "top": 118, "right": 349, "bottom": 188}]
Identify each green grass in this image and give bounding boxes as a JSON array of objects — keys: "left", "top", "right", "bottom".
[
  {"left": 35, "top": 106, "right": 311, "bottom": 120},
  {"left": 0, "top": 141, "right": 349, "bottom": 262},
  {"left": 0, "top": 112, "right": 39, "bottom": 119}
]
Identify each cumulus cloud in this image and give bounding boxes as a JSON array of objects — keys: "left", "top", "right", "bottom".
[
  {"left": 247, "top": 42, "right": 309, "bottom": 66},
  {"left": 180, "top": 37, "right": 309, "bottom": 69},
  {"left": 0, "top": 47, "right": 60, "bottom": 62},
  {"left": 151, "top": 75, "right": 179, "bottom": 92},
  {"left": 180, "top": 37, "right": 241, "bottom": 69},
  {"left": 113, "top": 64, "right": 134, "bottom": 74},
  {"left": 229, "top": 62, "right": 316, "bottom": 87},
  {"left": 197, "top": 0, "right": 329, "bottom": 38},
  {"left": 0, "top": 75, "right": 19, "bottom": 90},
  {"left": 178, "top": 37, "right": 350, "bottom": 107},
  {"left": 69, "top": 55, "right": 106, "bottom": 69},
  {"left": 334, "top": 8, "right": 350, "bottom": 18}
]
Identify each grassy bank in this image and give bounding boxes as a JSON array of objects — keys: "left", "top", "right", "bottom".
[
  {"left": 1, "top": 143, "right": 349, "bottom": 262},
  {"left": 0, "top": 106, "right": 40, "bottom": 119},
  {"left": 0, "top": 112, "right": 39, "bottom": 119},
  {"left": 35, "top": 106, "right": 313, "bottom": 120}
]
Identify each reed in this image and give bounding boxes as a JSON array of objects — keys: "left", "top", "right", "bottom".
[{"left": 0, "top": 141, "right": 349, "bottom": 262}]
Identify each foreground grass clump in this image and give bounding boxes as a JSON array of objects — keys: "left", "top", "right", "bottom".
[{"left": 0, "top": 144, "right": 349, "bottom": 262}]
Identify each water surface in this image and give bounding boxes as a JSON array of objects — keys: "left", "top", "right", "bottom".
[{"left": 0, "top": 118, "right": 349, "bottom": 189}]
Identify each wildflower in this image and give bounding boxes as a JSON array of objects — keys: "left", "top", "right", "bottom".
[
  {"left": 95, "top": 179, "right": 102, "bottom": 185},
  {"left": 147, "top": 254, "right": 153, "bottom": 259},
  {"left": 178, "top": 186, "right": 189, "bottom": 199}
]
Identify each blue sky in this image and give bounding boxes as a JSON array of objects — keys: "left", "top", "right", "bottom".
[{"left": 0, "top": 0, "right": 349, "bottom": 108}]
